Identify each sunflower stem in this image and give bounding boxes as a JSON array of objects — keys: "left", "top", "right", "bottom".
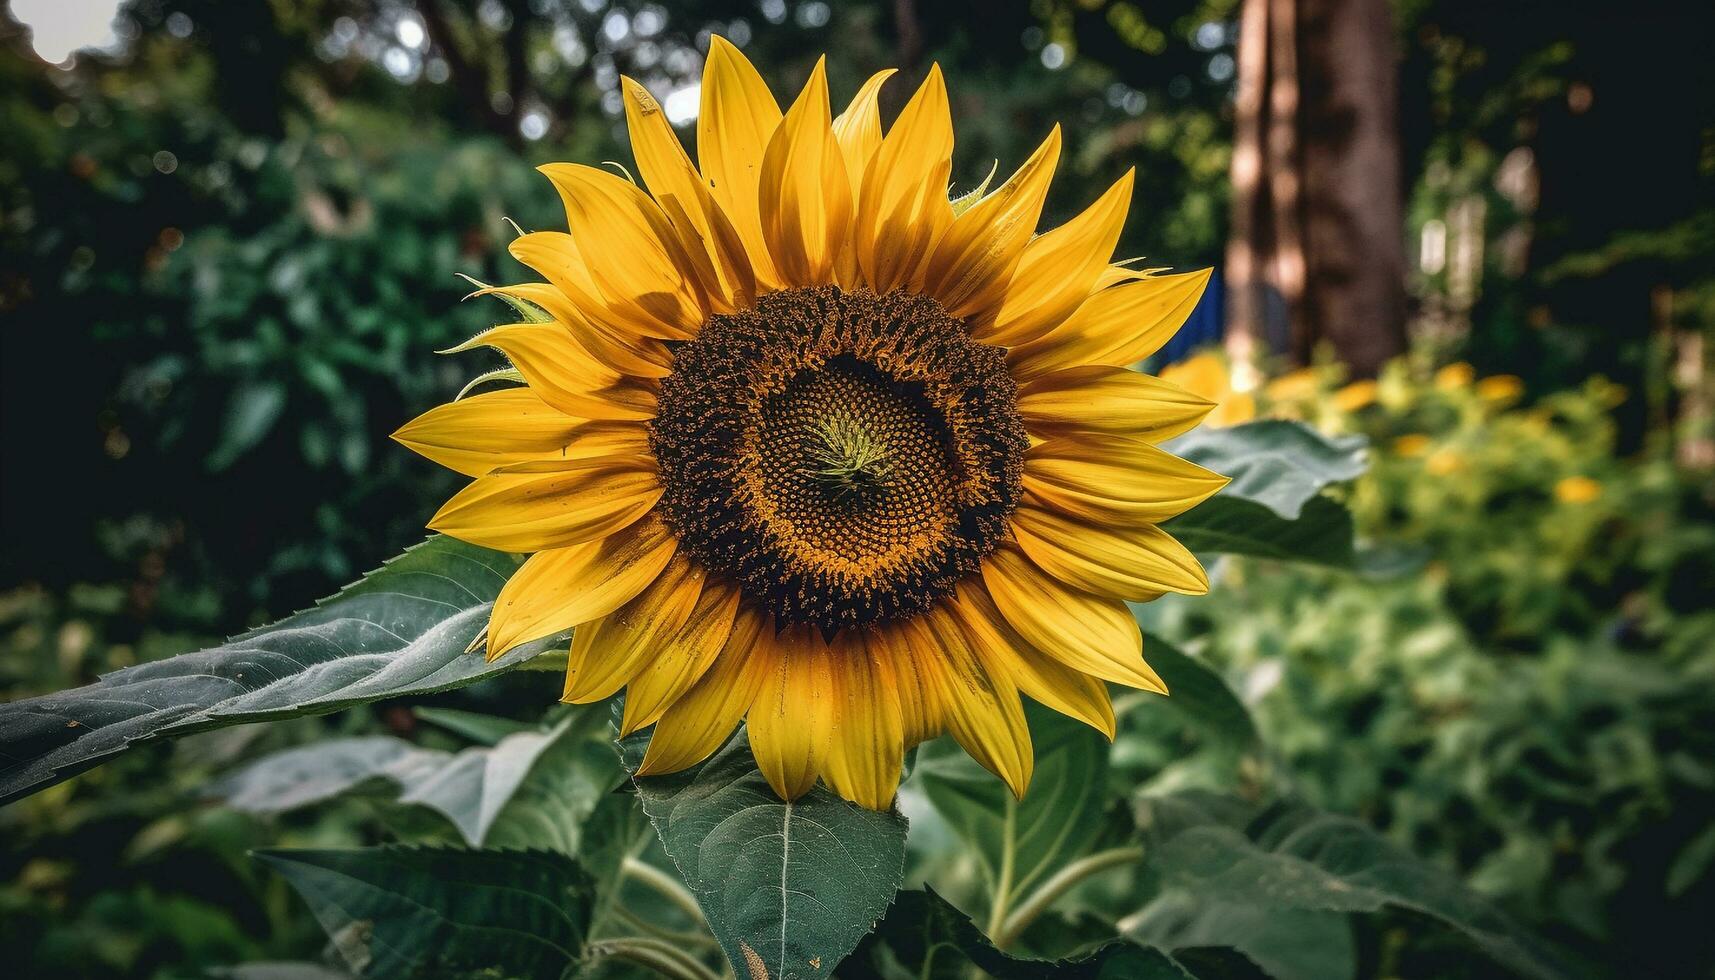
[
  {"left": 587, "top": 937, "right": 722, "bottom": 980},
  {"left": 622, "top": 855, "right": 708, "bottom": 930},
  {"left": 984, "top": 798, "right": 1019, "bottom": 939},
  {"left": 991, "top": 846, "right": 1145, "bottom": 950}
]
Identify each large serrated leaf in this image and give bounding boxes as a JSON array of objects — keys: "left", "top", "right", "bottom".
[
  {"left": 1135, "top": 793, "right": 1573, "bottom": 980},
  {"left": 0, "top": 536, "right": 550, "bottom": 807},
  {"left": 618, "top": 724, "right": 908, "bottom": 980},
  {"left": 914, "top": 703, "right": 1110, "bottom": 918},
  {"left": 1163, "top": 495, "right": 1356, "bottom": 567},
  {"left": 1164, "top": 421, "right": 1366, "bottom": 519},
  {"left": 846, "top": 887, "right": 1236, "bottom": 979},
  {"left": 257, "top": 845, "right": 593, "bottom": 980}
]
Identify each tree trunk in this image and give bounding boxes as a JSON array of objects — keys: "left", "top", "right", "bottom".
[{"left": 1224, "top": 0, "right": 1408, "bottom": 378}]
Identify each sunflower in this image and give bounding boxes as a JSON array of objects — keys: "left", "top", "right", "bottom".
[{"left": 394, "top": 39, "right": 1225, "bottom": 811}]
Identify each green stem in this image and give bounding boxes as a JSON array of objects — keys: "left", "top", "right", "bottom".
[
  {"left": 623, "top": 855, "right": 709, "bottom": 929},
  {"left": 984, "top": 798, "right": 1019, "bottom": 937},
  {"left": 588, "top": 937, "right": 722, "bottom": 980},
  {"left": 992, "top": 846, "right": 1144, "bottom": 950},
  {"left": 613, "top": 905, "right": 718, "bottom": 948}
]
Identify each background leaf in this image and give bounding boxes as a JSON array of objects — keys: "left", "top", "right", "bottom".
[
  {"left": 848, "top": 888, "right": 1226, "bottom": 979},
  {"left": 1132, "top": 633, "right": 1259, "bottom": 751},
  {"left": 1134, "top": 793, "right": 1573, "bottom": 980},
  {"left": 0, "top": 536, "right": 549, "bottom": 806},
  {"left": 209, "top": 705, "right": 621, "bottom": 852},
  {"left": 1164, "top": 422, "right": 1367, "bottom": 519},
  {"left": 914, "top": 703, "right": 1111, "bottom": 920},
  {"left": 618, "top": 723, "right": 908, "bottom": 980},
  {"left": 1163, "top": 495, "right": 1356, "bottom": 568},
  {"left": 256, "top": 846, "right": 592, "bottom": 980}
]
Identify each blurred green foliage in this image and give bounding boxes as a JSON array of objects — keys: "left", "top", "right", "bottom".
[{"left": 1146, "top": 365, "right": 1715, "bottom": 976}]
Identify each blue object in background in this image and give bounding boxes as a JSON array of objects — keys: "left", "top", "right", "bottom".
[{"left": 1154, "top": 268, "right": 1223, "bottom": 367}]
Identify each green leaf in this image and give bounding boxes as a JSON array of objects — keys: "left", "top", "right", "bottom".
[
  {"left": 1122, "top": 892, "right": 1355, "bottom": 980},
  {"left": 914, "top": 703, "right": 1110, "bottom": 921},
  {"left": 1163, "top": 495, "right": 1356, "bottom": 567},
  {"left": 483, "top": 706, "right": 625, "bottom": 854},
  {"left": 1164, "top": 421, "right": 1366, "bottom": 519},
  {"left": 211, "top": 964, "right": 351, "bottom": 980},
  {"left": 618, "top": 724, "right": 908, "bottom": 980},
  {"left": 257, "top": 845, "right": 593, "bottom": 980},
  {"left": 0, "top": 536, "right": 551, "bottom": 807},
  {"left": 1134, "top": 794, "right": 1572, "bottom": 980},
  {"left": 848, "top": 888, "right": 1218, "bottom": 979},
  {"left": 210, "top": 705, "right": 621, "bottom": 852},
  {"left": 413, "top": 706, "right": 535, "bottom": 745},
  {"left": 207, "top": 735, "right": 445, "bottom": 814},
  {"left": 209, "top": 379, "right": 288, "bottom": 471},
  {"left": 1134, "top": 633, "right": 1259, "bottom": 750}
]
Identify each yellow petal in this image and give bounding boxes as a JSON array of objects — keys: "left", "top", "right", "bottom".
[
  {"left": 1023, "top": 437, "right": 1229, "bottom": 523},
  {"left": 914, "top": 605, "right": 1033, "bottom": 798},
  {"left": 869, "top": 625, "right": 942, "bottom": 746},
  {"left": 537, "top": 164, "right": 706, "bottom": 339},
  {"left": 979, "top": 543, "right": 1164, "bottom": 693},
  {"left": 759, "top": 57, "right": 850, "bottom": 287},
  {"left": 746, "top": 625, "right": 834, "bottom": 800},
  {"left": 978, "top": 169, "right": 1133, "bottom": 346},
  {"left": 428, "top": 457, "right": 661, "bottom": 553},
  {"left": 636, "top": 606, "right": 771, "bottom": 776},
  {"left": 621, "top": 76, "right": 754, "bottom": 311},
  {"left": 443, "top": 321, "right": 660, "bottom": 421},
  {"left": 1017, "top": 365, "right": 1215, "bottom": 443},
  {"left": 485, "top": 513, "right": 677, "bottom": 660},
  {"left": 504, "top": 235, "right": 677, "bottom": 379},
  {"left": 562, "top": 551, "right": 703, "bottom": 703},
  {"left": 855, "top": 65, "right": 953, "bottom": 293},
  {"left": 923, "top": 126, "right": 1061, "bottom": 320},
  {"left": 391, "top": 388, "right": 584, "bottom": 477},
  {"left": 1009, "top": 502, "right": 1209, "bottom": 601},
  {"left": 699, "top": 35, "right": 783, "bottom": 290},
  {"left": 486, "top": 420, "right": 652, "bottom": 473},
  {"left": 951, "top": 579, "right": 1117, "bottom": 737},
  {"left": 619, "top": 577, "right": 742, "bottom": 735},
  {"left": 1008, "top": 269, "right": 1212, "bottom": 380},
  {"left": 832, "top": 69, "right": 895, "bottom": 204},
  {"left": 820, "top": 634, "right": 906, "bottom": 810}
]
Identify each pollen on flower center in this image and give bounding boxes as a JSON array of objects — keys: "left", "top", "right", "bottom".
[{"left": 649, "top": 286, "right": 1027, "bottom": 637}]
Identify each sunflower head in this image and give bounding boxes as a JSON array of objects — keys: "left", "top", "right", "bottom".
[{"left": 394, "top": 39, "right": 1226, "bottom": 811}]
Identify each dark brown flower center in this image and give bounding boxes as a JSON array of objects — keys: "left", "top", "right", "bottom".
[{"left": 649, "top": 286, "right": 1026, "bottom": 637}]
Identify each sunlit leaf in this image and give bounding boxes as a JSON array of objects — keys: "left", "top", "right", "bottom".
[{"left": 1164, "top": 421, "right": 1366, "bottom": 519}]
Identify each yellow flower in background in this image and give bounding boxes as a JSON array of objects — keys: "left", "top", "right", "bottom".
[
  {"left": 1333, "top": 379, "right": 1378, "bottom": 412},
  {"left": 1555, "top": 476, "right": 1603, "bottom": 504},
  {"left": 1264, "top": 367, "right": 1319, "bottom": 403},
  {"left": 395, "top": 40, "right": 1226, "bottom": 810},
  {"left": 1158, "top": 351, "right": 1256, "bottom": 427},
  {"left": 1475, "top": 374, "right": 1524, "bottom": 405},
  {"left": 1435, "top": 362, "right": 1475, "bottom": 390},
  {"left": 1426, "top": 449, "right": 1464, "bottom": 476},
  {"left": 1392, "top": 434, "right": 1432, "bottom": 458}
]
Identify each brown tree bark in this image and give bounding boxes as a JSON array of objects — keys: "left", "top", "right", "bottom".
[{"left": 1224, "top": 0, "right": 1408, "bottom": 378}]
